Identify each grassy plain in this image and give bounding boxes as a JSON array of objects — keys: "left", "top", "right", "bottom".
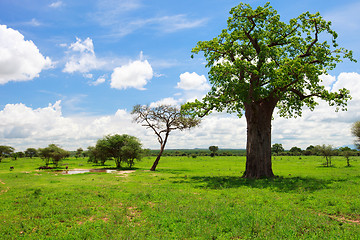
[{"left": 0, "top": 155, "right": 360, "bottom": 239}]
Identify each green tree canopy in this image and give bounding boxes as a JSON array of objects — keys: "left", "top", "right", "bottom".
[
  {"left": 315, "top": 144, "right": 333, "bottom": 167},
  {"left": 75, "top": 148, "right": 84, "bottom": 159},
  {"left": 289, "top": 146, "right": 302, "bottom": 155},
  {"left": 0, "top": 145, "right": 15, "bottom": 162},
  {"left": 209, "top": 146, "right": 219, "bottom": 157},
  {"left": 25, "top": 148, "right": 38, "bottom": 158},
  {"left": 94, "top": 134, "right": 143, "bottom": 168},
  {"left": 183, "top": 2, "right": 355, "bottom": 178},
  {"left": 38, "top": 144, "right": 69, "bottom": 167},
  {"left": 271, "top": 143, "right": 284, "bottom": 155}
]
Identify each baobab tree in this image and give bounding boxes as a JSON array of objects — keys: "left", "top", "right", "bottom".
[
  {"left": 183, "top": 2, "right": 355, "bottom": 178},
  {"left": 132, "top": 104, "right": 200, "bottom": 171},
  {"left": 352, "top": 121, "right": 360, "bottom": 150}
]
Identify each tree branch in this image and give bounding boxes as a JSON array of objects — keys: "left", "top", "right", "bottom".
[{"left": 299, "top": 20, "right": 319, "bottom": 58}]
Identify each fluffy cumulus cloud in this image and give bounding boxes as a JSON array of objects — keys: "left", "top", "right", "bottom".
[
  {"left": 110, "top": 60, "right": 153, "bottom": 90},
  {"left": 319, "top": 74, "right": 336, "bottom": 91},
  {"left": 177, "top": 72, "right": 210, "bottom": 91},
  {"left": 1, "top": 72, "right": 359, "bottom": 151},
  {"left": 149, "top": 97, "right": 180, "bottom": 108},
  {"left": 63, "top": 37, "right": 105, "bottom": 73},
  {"left": 0, "top": 101, "right": 144, "bottom": 151},
  {"left": 90, "top": 75, "right": 106, "bottom": 86},
  {"left": 0, "top": 25, "right": 52, "bottom": 84},
  {"left": 0, "top": 100, "right": 247, "bottom": 151},
  {"left": 272, "top": 72, "right": 360, "bottom": 149}
]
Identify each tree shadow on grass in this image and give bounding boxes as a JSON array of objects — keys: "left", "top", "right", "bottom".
[{"left": 188, "top": 176, "right": 340, "bottom": 193}]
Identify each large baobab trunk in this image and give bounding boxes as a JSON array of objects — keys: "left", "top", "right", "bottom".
[{"left": 243, "top": 99, "right": 277, "bottom": 178}]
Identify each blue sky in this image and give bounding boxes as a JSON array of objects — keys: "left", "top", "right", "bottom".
[{"left": 1, "top": 0, "right": 360, "bottom": 151}]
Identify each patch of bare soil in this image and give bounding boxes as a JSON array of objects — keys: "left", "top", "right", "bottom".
[
  {"left": 115, "top": 170, "right": 135, "bottom": 177},
  {"left": 318, "top": 212, "right": 360, "bottom": 225}
]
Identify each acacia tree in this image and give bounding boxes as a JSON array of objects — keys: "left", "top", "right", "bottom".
[
  {"left": 271, "top": 143, "right": 284, "bottom": 155},
  {"left": 95, "top": 134, "right": 142, "bottom": 168},
  {"left": 25, "top": 148, "right": 37, "bottom": 158},
  {"left": 315, "top": 144, "right": 333, "bottom": 167},
  {"left": 0, "top": 146, "right": 15, "bottom": 162},
  {"left": 132, "top": 104, "right": 200, "bottom": 171},
  {"left": 182, "top": 3, "right": 355, "bottom": 178},
  {"left": 209, "top": 145, "right": 219, "bottom": 157},
  {"left": 38, "top": 144, "right": 69, "bottom": 167},
  {"left": 352, "top": 121, "right": 360, "bottom": 150},
  {"left": 75, "top": 148, "right": 83, "bottom": 159}
]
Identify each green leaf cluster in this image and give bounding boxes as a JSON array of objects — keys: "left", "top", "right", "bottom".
[
  {"left": 90, "top": 134, "right": 143, "bottom": 168},
  {"left": 38, "top": 144, "right": 69, "bottom": 167},
  {"left": 183, "top": 2, "right": 355, "bottom": 118}
]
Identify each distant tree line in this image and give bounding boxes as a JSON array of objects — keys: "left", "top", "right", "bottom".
[
  {"left": 271, "top": 143, "right": 359, "bottom": 157},
  {"left": 146, "top": 148, "right": 247, "bottom": 157}
]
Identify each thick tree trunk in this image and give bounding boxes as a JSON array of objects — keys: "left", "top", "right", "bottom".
[{"left": 243, "top": 99, "right": 277, "bottom": 179}]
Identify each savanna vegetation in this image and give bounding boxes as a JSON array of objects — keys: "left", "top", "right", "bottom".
[
  {"left": 1, "top": 2, "right": 360, "bottom": 239},
  {"left": 183, "top": 2, "right": 356, "bottom": 178},
  {"left": 1, "top": 154, "right": 360, "bottom": 239}
]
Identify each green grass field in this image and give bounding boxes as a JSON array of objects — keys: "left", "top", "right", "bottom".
[{"left": 1, "top": 155, "right": 360, "bottom": 239}]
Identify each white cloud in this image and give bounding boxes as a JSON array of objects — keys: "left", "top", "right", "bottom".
[
  {"left": 63, "top": 37, "right": 105, "bottom": 73},
  {"left": 90, "top": 76, "right": 106, "bottom": 86},
  {"left": 0, "top": 101, "right": 141, "bottom": 151},
  {"left": 0, "top": 101, "right": 247, "bottom": 151},
  {"left": 0, "top": 25, "right": 52, "bottom": 84},
  {"left": 319, "top": 74, "right": 336, "bottom": 91},
  {"left": 110, "top": 59, "right": 153, "bottom": 90},
  {"left": 272, "top": 72, "right": 360, "bottom": 149},
  {"left": 94, "top": 1, "right": 207, "bottom": 38},
  {"left": 25, "top": 18, "right": 42, "bottom": 27},
  {"left": 149, "top": 97, "right": 180, "bottom": 108},
  {"left": 1, "top": 72, "right": 359, "bottom": 151},
  {"left": 83, "top": 73, "right": 93, "bottom": 79},
  {"left": 49, "top": 1, "right": 63, "bottom": 8},
  {"left": 130, "top": 15, "right": 208, "bottom": 33},
  {"left": 177, "top": 72, "right": 211, "bottom": 91}
]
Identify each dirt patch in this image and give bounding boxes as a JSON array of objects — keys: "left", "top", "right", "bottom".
[
  {"left": 60, "top": 169, "right": 135, "bottom": 175},
  {"left": 78, "top": 216, "right": 109, "bottom": 225},
  {"left": 115, "top": 170, "right": 135, "bottom": 177},
  {"left": 1, "top": 187, "right": 10, "bottom": 194},
  {"left": 118, "top": 170, "right": 135, "bottom": 174},
  {"left": 328, "top": 215, "right": 360, "bottom": 225},
  {"left": 317, "top": 212, "right": 360, "bottom": 225},
  {"left": 0, "top": 180, "right": 5, "bottom": 184}
]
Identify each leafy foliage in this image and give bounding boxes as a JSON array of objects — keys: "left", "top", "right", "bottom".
[
  {"left": 182, "top": 2, "right": 355, "bottom": 178},
  {"left": 25, "top": 148, "right": 37, "bottom": 158},
  {"left": 271, "top": 143, "right": 284, "bottom": 155},
  {"left": 315, "top": 144, "right": 333, "bottom": 167},
  {"left": 89, "top": 134, "right": 143, "bottom": 168},
  {"left": 209, "top": 146, "right": 219, "bottom": 157},
  {"left": 184, "top": 2, "right": 355, "bottom": 118},
  {"left": 38, "top": 144, "right": 69, "bottom": 167},
  {"left": 75, "top": 148, "right": 83, "bottom": 159},
  {"left": 0, "top": 145, "right": 15, "bottom": 162}
]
